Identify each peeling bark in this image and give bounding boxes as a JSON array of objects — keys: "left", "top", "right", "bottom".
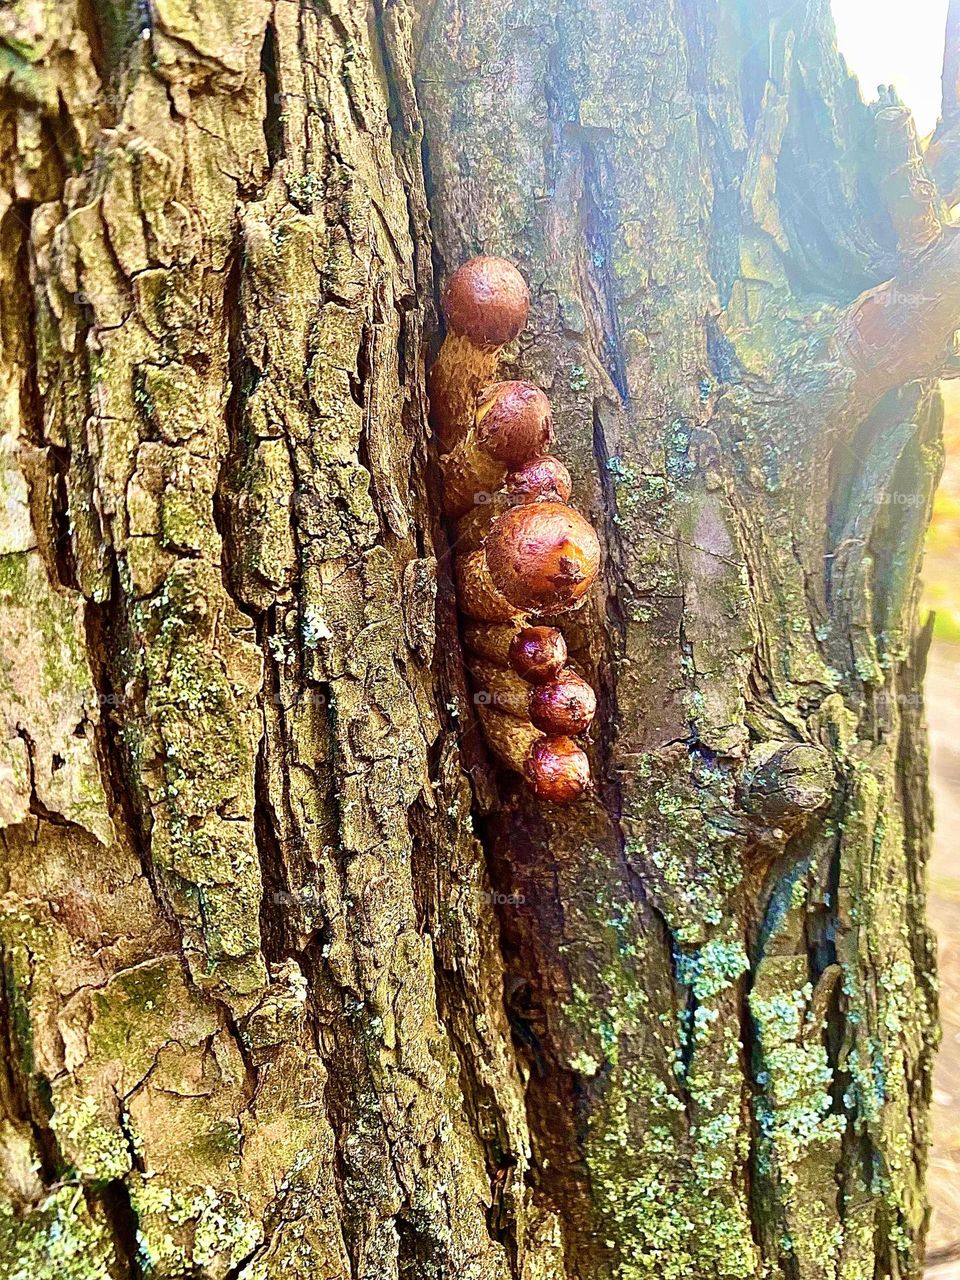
[{"left": 0, "top": 1, "right": 946, "bottom": 1278}]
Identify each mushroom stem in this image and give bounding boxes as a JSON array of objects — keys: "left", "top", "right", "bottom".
[
  {"left": 467, "top": 658, "right": 533, "bottom": 719},
  {"left": 476, "top": 705, "right": 543, "bottom": 774},
  {"left": 462, "top": 619, "right": 523, "bottom": 666},
  {"left": 454, "top": 549, "right": 523, "bottom": 623},
  {"left": 430, "top": 333, "right": 503, "bottom": 452}
]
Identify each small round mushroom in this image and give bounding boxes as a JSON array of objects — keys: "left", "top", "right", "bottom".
[
  {"left": 505, "top": 455, "right": 572, "bottom": 506},
  {"left": 529, "top": 670, "right": 597, "bottom": 736},
  {"left": 508, "top": 627, "right": 568, "bottom": 684},
  {"left": 475, "top": 381, "right": 552, "bottom": 466},
  {"left": 524, "top": 736, "right": 591, "bottom": 804},
  {"left": 441, "top": 257, "right": 530, "bottom": 345},
  {"left": 486, "top": 502, "right": 601, "bottom": 614}
]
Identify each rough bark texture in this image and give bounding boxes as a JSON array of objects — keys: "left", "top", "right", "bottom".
[{"left": 0, "top": 1, "right": 949, "bottom": 1278}]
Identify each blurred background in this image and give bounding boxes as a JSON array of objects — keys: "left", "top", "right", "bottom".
[{"left": 831, "top": 2, "right": 959, "bottom": 1270}]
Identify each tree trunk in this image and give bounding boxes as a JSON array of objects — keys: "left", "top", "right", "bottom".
[{"left": 0, "top": 1, "right": 949, "bottom": 1277}]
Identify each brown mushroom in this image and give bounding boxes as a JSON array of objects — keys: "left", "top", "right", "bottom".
[
  {"left": 529, "top": 670, "right": 597, "bottom": 736},
  {"left": 508, "top": 626, "right": 568, "bottom": 684},
  {"left": 523, "top": 736, "right": 591, "bottom": 804},
  {"left": 486, "top": 502, "right": 601, "bottom": 615},
  {"left": 440, "top": 380, "right": 552, "bottom": 517},
  {"left": 505, "top": 454, "right": 572, "bottom": 506}
]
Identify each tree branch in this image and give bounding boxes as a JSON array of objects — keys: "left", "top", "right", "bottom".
[
  {"left": 871, "top": 91, "right": 941, "bottom": 255},
  {"left": 926, "top": 0, "right": 960, "bottom": 203},
  {"left": 834, "top": 225, "right": 960, "bottom": 414}
]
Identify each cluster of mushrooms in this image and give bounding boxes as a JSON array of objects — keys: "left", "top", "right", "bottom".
[{"left": 430, "top": 257, "right": 601, "bottom": 804}]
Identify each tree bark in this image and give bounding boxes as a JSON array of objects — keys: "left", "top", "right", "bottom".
[{"left": 0, "top": 1, "right": 947, "bottom": 1278}]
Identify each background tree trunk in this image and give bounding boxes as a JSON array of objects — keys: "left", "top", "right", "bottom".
[{"left": 0, "top": 1, "right": 949, "bottom": 1277}]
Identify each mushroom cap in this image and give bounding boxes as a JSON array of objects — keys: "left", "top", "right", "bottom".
[
  {"left": 506, "top": 454, "right": 572, "bottom": 505},
  {"left": 441, "top": 256, "right": 530, "bottom": 345},
  {"left": 524, "top": 736, "right": 591, "bottom": 804},
  {"left": 508, "top": 626, "right": 568, "bottom": 684},
  {"left": 475, "top": 381, "right": 552, "bottom": 467},
  {"left": 486, "top": 502, "right": 601, "bottom": 613},
  {"left": 529, "top": 671, "right": 597, "bottom": 736}
]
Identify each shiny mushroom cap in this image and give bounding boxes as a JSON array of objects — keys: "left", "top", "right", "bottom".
[
  {"left": 505, "top": 454, "right": 572, "bottom": 505},
  {"left": 475, "top": 381, "right": 552, "bottom": 467},
  {"left": 441, "top": 256, "right": 530, "bottom": 346},
  {"left": 508, "top": 626, "right": 568, "bottom": 684},
  {"left": 486, "top": 502, "right": 601, "bottom": 614},
  {"left": 529, "top": 671, "right": 597, "bottom": 736},
  {"left": 524, "top": 736, "right": 591, "bottom": 804}
]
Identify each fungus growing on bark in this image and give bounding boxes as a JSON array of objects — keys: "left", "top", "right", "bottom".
[
  {"left": 505, "top": 454, "right": 572, "bottom": 505},
  {"left": 529, "top": 670, "right": 597, "bottom": 736},
  {"left": 508, "top": 626, "right": 568, "bottom": 684},
  {"left": 475, "top": 381, "right": 552, "bottom": 465},
  {"left": 524, "top": 736, "right": 591, "bottom": 804},
  {"left": 462, "top": 619, "right": 522, "bottom": 667},
  {"left": 429, "top": 256, "right": 530, "bottom": 450},
  {"left": 486, "top": 501, "right": 601, "bottom": 614},
  {"left": 431, "top": 256, "right": 600, "bottom": 803}
]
